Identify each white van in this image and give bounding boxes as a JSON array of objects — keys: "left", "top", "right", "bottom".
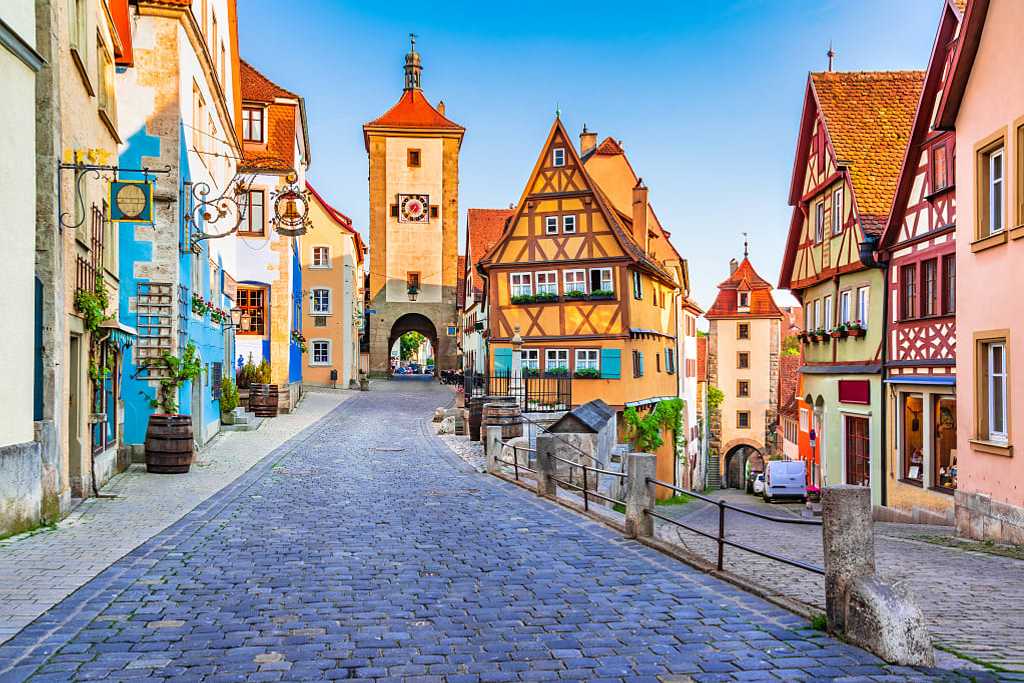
[{"left": 763, "top": 460, "right": 807, "bottom": 503}]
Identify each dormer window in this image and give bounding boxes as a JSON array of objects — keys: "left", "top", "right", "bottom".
[
  {"left": 738, "top": 291, "right": 750, "bottom": 310},
  {"left": 242, "top": 106, "right": 264, "bottom": 143},
  {"left": 552, "top": 148, "right": 566, "bottom": 167}
]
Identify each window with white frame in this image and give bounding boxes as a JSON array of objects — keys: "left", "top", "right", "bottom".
[
  {"left": 312, "top": 246, "right": 330, "bottom": 268},
  {"left": 242, "top": 106, "right": 265, "bottom": 143},
  {"left": 805, "top": 302, "right": 814, "bottom": 331},
  {"left": 545, "top": 349, "right": 569, "bottom": 371},
  {"left": 738, "top": 291, "right": 750, "bottom": 309},
  {"left": 815, "top": 201, "right": 825, "bottom": 243},
  {"left": 545, "top": 216, "right": 558, "bottom": 235},
  {"left": 839, "top": 290, "right": 851, "bottom": 324},
  {"left": 590, "top": 268, "right": 613, "bottom": 293},
  {"left": 523, "top": 349, "right": 540, "bottom": 370},
  {"left": 535, "top": 271, "right": 558, "bottom": 296},
  {"left": 311, "top": 288, "right": 331, "bottom": 314},
  {"left": 857, "top": 287, "right": 870, "bottom": 327},
  {"left": 984, "top": 145, "right": 1005, "bottom": 236},
  {"left": 832, "top": 187, "right": 843, "bottom": 235},
  {"left": 813, "top": 299, "right": 821, "bottom": 331},
  {"left": 510, "top": 273, "right": 532, "bottom": 297},
  {"left": 562, "top": 215, "right": 577, "bottom": 234},
  {"left": 552, "top": 148, "right": 566, "bottom": 167},
  {"left": 311, "top": 340, "right": 330, "bottom": 366},
  {"left": 564, "top": 269, "right": 586, "bottom": 294},
  {"left": 575, "top": 349, "right": 599, "bottom": 371},
  {"left": 632, "top": 271, "right": 643, "bottom": 299},
  {"left": 981, "top": 340, "right": 1008, "bottom": 443},
  {"left": 823, "top": 295, "right": 833, "bottom": 330}
]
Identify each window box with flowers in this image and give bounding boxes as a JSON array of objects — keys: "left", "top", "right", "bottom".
[
  {"left": 573, "top": 367, "right": 601, "bottom": 379},
  {"left": 511, "top": 292, "right": 559, "bottom": 305},
  {"left": 544, "top": 366, "right": 569, "bottom": 377},
  {"left": 588, "top": 289, "right": 616, "bottom": 301},
  {"left": 191, "top": 293, "right": 208, "bottom": 317},
  {"left": 846, "top": 321, "right": 865, "bottom": 338},
  {"left": 291, "top": 330, "right": 307, "bottom": 353},
  {"left": 564, "top": 290, "right": 588, "bottom": 301},
  {"left": 830, "top": 326, "right": 847, "bottom": 340}
]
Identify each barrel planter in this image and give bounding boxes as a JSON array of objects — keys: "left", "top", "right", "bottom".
[
  {"left": 145, "top": 414, "right": 194, "bottom": 474},
  {"left": 249, "top": 383, "right": 280, "bottom": 418},
  {"left": 482, "top": 401, "right": 523, "bottom": 441}
]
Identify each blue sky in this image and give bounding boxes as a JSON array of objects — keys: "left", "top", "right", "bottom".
[{"left": 238, "top": 1, "right": 942, "bottom": 312}]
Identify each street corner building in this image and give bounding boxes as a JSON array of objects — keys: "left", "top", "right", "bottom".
[
  {"left": 364, "top": 38, "right": 464, "bottom": 376},
  {"left": 476, "top": 117, "right": 698, "bottom": 493},
  {"left": 460, "top": 208, "right": 514, "bottom": 376},
  {"left": 779, "top": 65, "right": 923, "bottom": 507}
]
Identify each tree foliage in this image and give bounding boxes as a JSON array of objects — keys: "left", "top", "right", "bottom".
[
  {"left": 400, "top": 331, "right": 426, "bottom": 360},
  {"left": 707, "top": 385, "right": 725, "bottom": 417},
  {"left": 624, "top": 398, "right": 683, "bottom": 453},
  {"left": 781, "top": 335, "right": 801, "bottom": 356},
  {"left": 148, "top": 342, "right": 202, "bottom": 415}
]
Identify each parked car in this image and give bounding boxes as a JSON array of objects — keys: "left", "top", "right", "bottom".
[
  {"left": 753, "top": 473, "right": 765, "bottom": 495},
  {"left": 763, "top": 460, "right": 807, "bottom": 503}
]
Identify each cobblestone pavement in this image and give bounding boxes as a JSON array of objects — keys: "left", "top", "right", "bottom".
[
  {"left": 0, "top": 389, "right": 354, "bottom": 647},
  {"left": 0, "top": 380, "right": 1000, "bottom": 681},
  {"left": 655, "top": 489, "right": 1024, "bottom": 672}
]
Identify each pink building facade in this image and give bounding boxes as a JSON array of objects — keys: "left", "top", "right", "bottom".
[{"left": 937, "top": 0, "right": 1024, "bottom": 543}]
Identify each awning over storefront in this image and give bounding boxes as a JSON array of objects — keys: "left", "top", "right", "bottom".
[
  {"left": 884, "top": 376, "right": 956, "bottom": 386},
  {"left": 99, "top": 320, "right": 138, "bottom": 348}
]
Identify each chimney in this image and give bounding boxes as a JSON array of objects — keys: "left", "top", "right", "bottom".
[
  {"left": 729, "top": 258, "right": 739, "bottom": 275},
  {"left": 437, "top": 100, "right": 446, "bottom": 116},
  {"left": 580, "top": 125, "right": 597, "bottom": 157},
  {"left": 632, "top": 179, "right": 649, "bottom": 253}
]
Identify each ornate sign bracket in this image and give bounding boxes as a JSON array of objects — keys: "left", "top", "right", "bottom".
[{"left": 57, "top": 156, "right": 171, "bottom": 232}]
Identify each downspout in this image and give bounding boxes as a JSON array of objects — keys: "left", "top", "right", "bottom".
[{"left": 858, "top": 234, "right": 889, "bottom": 507}]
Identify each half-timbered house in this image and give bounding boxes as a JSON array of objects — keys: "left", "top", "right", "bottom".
[
  {"left": 779, "top": 69, "right": 923, "bottom": 506},
  {"left": 479, "top": 117, "right": 686, "bottom": 488},
  {"left": 880, "top": 0, "right": 963, "bottom": 523}
]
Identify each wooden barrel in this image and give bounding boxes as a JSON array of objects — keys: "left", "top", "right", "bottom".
[
  {"left": 483, "top": 401, "right": 523, "bottom": 441},
  {"left": 145, "top": 414, "right": 194, "bottom": 474},
  {"left": 469, "top": 395, "right": 516, "bottom": 441},
  {"left": 249, "top": 383, "right": 280, "bottom": 418}
]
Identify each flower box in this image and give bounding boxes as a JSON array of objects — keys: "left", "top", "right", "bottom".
[
  {"left": 588, "top": 290, "right": 616, "bottom": 300},
  {"left": 573, "top": 368, "right": 601, "bottom": 379},
  {"left": 847, "top": 328, "right": 864, "bottom": 338}
]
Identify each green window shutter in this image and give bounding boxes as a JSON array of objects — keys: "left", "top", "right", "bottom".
[
  {"left": 600, "top": 348, "right": 621, "bottom": 379},
  {"left": 493, "top": 348, "right": 513, "bottom": 375}
]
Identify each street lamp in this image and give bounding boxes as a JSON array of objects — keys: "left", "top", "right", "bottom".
[{"left": 230, "top": 307, "right": 243, "bottom": 329}]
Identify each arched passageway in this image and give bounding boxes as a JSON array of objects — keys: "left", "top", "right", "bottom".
[{"left": 387, "top": 313, "right": 439, "bottom": 377}]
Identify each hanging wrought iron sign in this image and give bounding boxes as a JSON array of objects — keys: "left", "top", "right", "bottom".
[
  {"left": 109, "top": 179, "right": 154, "bottom": 223},
  {"left": 270, "top": 172, "right": 311, "bottom": 237},
  {"left": 187, "top": 176, "right": 253, "bottom": 246}
]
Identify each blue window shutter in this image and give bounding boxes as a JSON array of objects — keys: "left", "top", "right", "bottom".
[
  {"left": 600, "top": 348, "right": 621, "bottom": 379},
  {"left": 494, "top": 348, "right": 513, "bottom": 375}
]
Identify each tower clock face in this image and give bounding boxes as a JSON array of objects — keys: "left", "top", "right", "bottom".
[{"left": 398, "top": 194, "right": 429, "bottom": 223}]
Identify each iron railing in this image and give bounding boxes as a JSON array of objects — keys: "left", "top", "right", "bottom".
[
  {"left": 492, "top": 441, "right": 536, "bottom": 482},
  {"left": 549, "top": 454, "right": 626, "bottom": 511},
  {"left": 645, "top": 478, "right": 824, "bottom": 575},
  {"left": 464, "top": 370, "right": 571, "bottom": 413}
]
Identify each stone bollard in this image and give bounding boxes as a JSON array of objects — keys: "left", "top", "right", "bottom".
[
  {"left": 485, "top": 426, "right": 502, "bottom": 474},
  {"left": 821, "top": 485, "right": 875, "bottom": 632},
  {"left": 534, "top": 434, "right": 558, "bottom": 498},
  {"left": 624, "top": 453, "right": 657, "bottom": 539}
]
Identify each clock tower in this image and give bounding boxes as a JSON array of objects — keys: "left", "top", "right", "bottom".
[{"left": 364, "top": 37, "right": 464, "bottom": 375}]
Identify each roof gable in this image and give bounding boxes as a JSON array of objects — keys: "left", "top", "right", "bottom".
[
  {"left": 706, "top": 258, "right": 782, "bottom": 319},
  {"left": 936, "top": 0, "right": 992, "bottom": 128},
  {"left": 240, "top": 59, "right": 299, "bottom": 102},
  {"left": 365, "top": 89, "right": 464, "bottom": 131}
]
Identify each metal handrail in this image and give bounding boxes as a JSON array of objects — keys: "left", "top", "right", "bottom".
[{"left": 645, "top": 477, "right": 824, "bottom": 576}]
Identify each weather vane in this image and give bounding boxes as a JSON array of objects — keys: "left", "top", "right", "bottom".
[{"left": 742, "top": 231, "right": 749, "bottom": 258}]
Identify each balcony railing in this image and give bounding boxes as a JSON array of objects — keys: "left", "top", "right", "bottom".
[{"left": 464, "top": 370, "right": 571, "bottom": 413}]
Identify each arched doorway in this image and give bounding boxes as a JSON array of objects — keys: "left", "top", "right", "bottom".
[
  {"left": 724, "top": 444, "right": 764, "bottom": 490},
  {"left": 388, "top": 313, "right": 439, "bottom": 377}
]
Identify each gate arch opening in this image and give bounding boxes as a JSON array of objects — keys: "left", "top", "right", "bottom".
[{"left": 388, "top": 313, "right": 439, "bottom": 376}]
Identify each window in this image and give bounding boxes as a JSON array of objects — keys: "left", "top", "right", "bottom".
[
  {"left": 737, "top": 411, "right": 750, "bottom": 429},
  {"left": 590, "top": 268, "right": 613, "bottom": 294},
  {"left": 857, "top": 287, "right": 870, "bottom": 328},
  {"left": 562, "top": 215, "right": 576, "bottom": 234},
  {"left": 311, "top": 340, "right": 330, "bottom": 366},
  {"left": 932, "top": 144, "right": 949, "bottom": 191},
  {"left": 211, "top": 14, "right": 218, "bottom": 60},
  {"left": 545, "top": 216, "right": 558, "bottom": 235},
  {"left": 523, "top": 349, "right": 540, "bottom": 371},
  {"left": 192, "top": 85, "right": 206, "bottom": 156},
  {"left": 545, "top": 349, "right": 569, "bottom": 372},
  {"left": 805, "top": 302, "right": 815, "bottom": 332},
  {"left": 407, "top": 149, "right": 421, "bottom": 167},
  {"left": 839, "top": 290, "right": 851, "bottom": 325},
  {"left": 737, "top": 380, "right": 750, "bottom": 398},
  {"left": 239, "top": 190, "right": 265, "bottom": 235},
  {"left": 831, "top": 187, "right": 843, "bottom": 235},
  {"left": 982, "top": 145, "right": 1005, "bottom": 236},
  {"left": 934, "top": 396, "right": 958, "bottom": 491},
  {"left": 97, "top": 42, "right": 116, "bottom": 127},
  {"left": 552, "top": 148, "right": 566, "bottom": 167},
  {"left": 220, "top": 43, "right": 226, "bottom": 86},
  {"left": 535, "top": 271, "right": 558, "bottom": 296},
  {"left": 312, "top": 246, "right": 329, "bottom": 268},
  {"left": 942, "top": 255, "right": 955, "bottom": 315},
  {"left": 69, "top": 0, "right": 86, "bottom": 52},
  {"left": 978, "top": 339, "right": 1008, "bottom": 443},
  {"left": 844, "top": 415, "right": 870, "bottom": 487},
  {"left": 430, "top": 205, "right": 439, "bottom": 219},
  {"left": 737, "top": 291, "right": 749, "bottom": 309},
  {"left": 737, "top": 352, "right": 749, "bottom": 369},
  {"left": 390, "top": 204, "right": 399, "bottom": 218},
  {"left": 407, "top": 272, "right": 420, "bottom": 292},
  {"left": 823, "top": 295, "right": 833, "bottom": 330},
  {"left": 632, "top": 350, "right": 645, "bottom": 377},
  {"left": 665, "top": 347, "right": 675, "bottom": 374},
  {"left": 242, "top": 107, "right": 264, "bottom": 143},
  {"left": 901, "top": 265, "right": 917, "bottom": 320},
  {"left": 901, "top": 393, "right": 924, "bottom": 483},
  {"left": 799, "top": 407, "right": 809, "bottom": 432},
  {"left": 563, "top": 269, "right": 586, "bottom": 294},
  {"left": 656, "top": 353, "right": 661, "bottom": 373},
  {"left": 737, "top": 323, "right": 749, "bottom": 340},
  {"left": 1019, "top": 124, "right": 1024, "bottom": 227},
  {"left": 815, "top": 201, "right": 825, "bottom": 243},
  {"left": 311, "top": 288, "right": 331, "bottom": 314},
  {"left": 237, "top": 287, "right": 265, "bottom": 335},
  {"left": 510, "top": 273, "right": 532, "bottom": 298},
  {"left": 575, "top": 349, "right": 599, "bottom": 371},
  {"left": 813, "top": 299, "right": 821, "bottom": 331},
  {"left": 921, "top": 259, "right": 938, "bottom": 317},
  {"left": 632, "top": 271, "right": 643, "bottom": 300}
]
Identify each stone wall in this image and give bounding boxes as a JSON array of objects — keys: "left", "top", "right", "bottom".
[
  {"left": 0, "top": 440, "right": 42, "bottom": 539},
  {"left": 955, "top": 489, "right": 1024, "bottom": 545}
]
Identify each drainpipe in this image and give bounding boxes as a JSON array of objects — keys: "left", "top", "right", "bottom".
[{"left": 859, "top": 234, "right": 889, "bottom": 507}]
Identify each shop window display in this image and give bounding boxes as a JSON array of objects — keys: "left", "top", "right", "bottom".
[
  {"left": 933, "top": 396, "right": 957, "bottom": 491},
  {"left": 902, "top": 394, "right": 924, "bottom": 483}
]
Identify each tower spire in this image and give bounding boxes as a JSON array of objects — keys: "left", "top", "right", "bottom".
[
  {"left": 404, "top": 33, "right": 422, "bottom": 91},
  {"left": 827, "top": 41, "right": 835, "bottom": 72},
  {"left": 742, "top": 231, "right": 749, "bottom": 259}
]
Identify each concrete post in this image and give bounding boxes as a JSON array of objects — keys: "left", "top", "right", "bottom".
[
  {"left": 485, "top": 426, "right": 502, "bottom": 474},
  {"left": 534, "top": 434, "right": 557, "bottom": 498},
  {"left": 624, "top": 453, "right": 657, "bottom": 539},
  {"left": 822, "top": 485, "right": 875, "bottom": 632}
]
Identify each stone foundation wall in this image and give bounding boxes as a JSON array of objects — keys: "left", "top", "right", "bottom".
[
  {"left": 0, "top": 440, "right": 43, "bottom": 539},
  {"left": 955, "top": 489, "right": 1024, "bottom": 545}
]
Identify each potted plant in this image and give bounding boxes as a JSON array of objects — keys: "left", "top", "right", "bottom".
[
  {"left": 511, "top": 294, "right": 535, "bottom": 305},
  {"left": 219, "top": 376, "right": 240, "bottom": 424},
  {"left": 248, "top": 359, "right": 278, "bottom": 417},
  {"left": 523, "top": 367, "right": 541, "bottom": 378},
  {"left": 564, "top": 289, "right": 587, "bottom": 301},
  {"left": 545, "top": 366, "right": 569, "bottom": 377},
  {"left": 573, "top": 367, "right": 600, "bottom": 379},
  {"left": 291, "top": 329, "right": 307, "bottom": 353},
  {"left": 847, "top": 320, "right": 865, "bottom": 338},
  {"left": 830, "top": 325, "right": 846, "bottom": 340},
  {"left": 533, "top": 292, "right": 559, "bottom": 304},
  {"left": 144, "top": 341, "right": 202, "bottom": 474}
]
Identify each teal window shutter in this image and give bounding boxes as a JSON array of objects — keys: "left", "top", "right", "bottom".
[
  {"left": 494, "top": 348, "right": 513, "bottom": 375},
  {"left": 600, "top": 348, "right": 621, "bottom": 379}
]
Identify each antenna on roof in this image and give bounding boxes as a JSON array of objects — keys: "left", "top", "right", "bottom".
[
  {"left": 827, "top": 41, "right": 835, "bottom": 72},
  {"left": 742, "top": 231, "right": 749, "bottom": 259}
]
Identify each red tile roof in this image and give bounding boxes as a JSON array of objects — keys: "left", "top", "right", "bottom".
[
  {"left": 810, "top": 70, "right": 923, "bottom": 234},
  {"left": 365, "top": 89, "right": 463, "bottom": 130},
  {"left": 594, "top": 137, "right": 624, "bottom": 156},
  {"left": 697, "top": 335, "right": 707, "bottom": 383},
  {"left": 466, "top": 208, "right": 514, "bottom": 299},
  {"left": 779, "top": 353, "right": 801, "bottom": 417},
  {"left": 705, "top": 258, "right": 782, "bottom": 319},
  {"left": 240, "top": 60, "right": 302, "bottom": 171},
  {"left": 240, "top": 59, "right": 299, "bottom": 102}
]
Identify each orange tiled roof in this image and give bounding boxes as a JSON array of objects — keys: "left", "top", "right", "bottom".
[
  {"left": 705, "top": 258, "right": 782, "bottom": 319},
  {"left": 240, "top": 60, "right": 302, "bottom": 171},
  {"left": 594, "top": 137, "right": 624, "bottom": 156},
  {"left": 240, "top": 59, "right": 299, "bottom": 102},
  {"left": 467, "top": 208, "right": 514, "bottom": 298},
  {"left": 810, "top": 70, "right": 923, "bottom": 234},
  {"left": 779, "top": 353, "right": 801, "bottom": 416},
  {"left": 366, "top": 89, "right": 463, "bottom": 130}
]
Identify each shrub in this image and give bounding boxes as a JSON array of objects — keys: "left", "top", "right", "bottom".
[
  {"left": 220, "top": 377, "right": 239, "bottom": 413},
  {"left": 257, "top": 359, "right": 272, "bottom": 384},
  {"left": 236, "top": 354, "right": 258, "bottom": 389},
  {"left": 573, "top": 367, "right": 600, "bottom": 379}
]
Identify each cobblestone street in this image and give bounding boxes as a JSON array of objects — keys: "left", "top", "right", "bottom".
[{"left": 0, "top": 380, "right": 1004, "bottom": 681}]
